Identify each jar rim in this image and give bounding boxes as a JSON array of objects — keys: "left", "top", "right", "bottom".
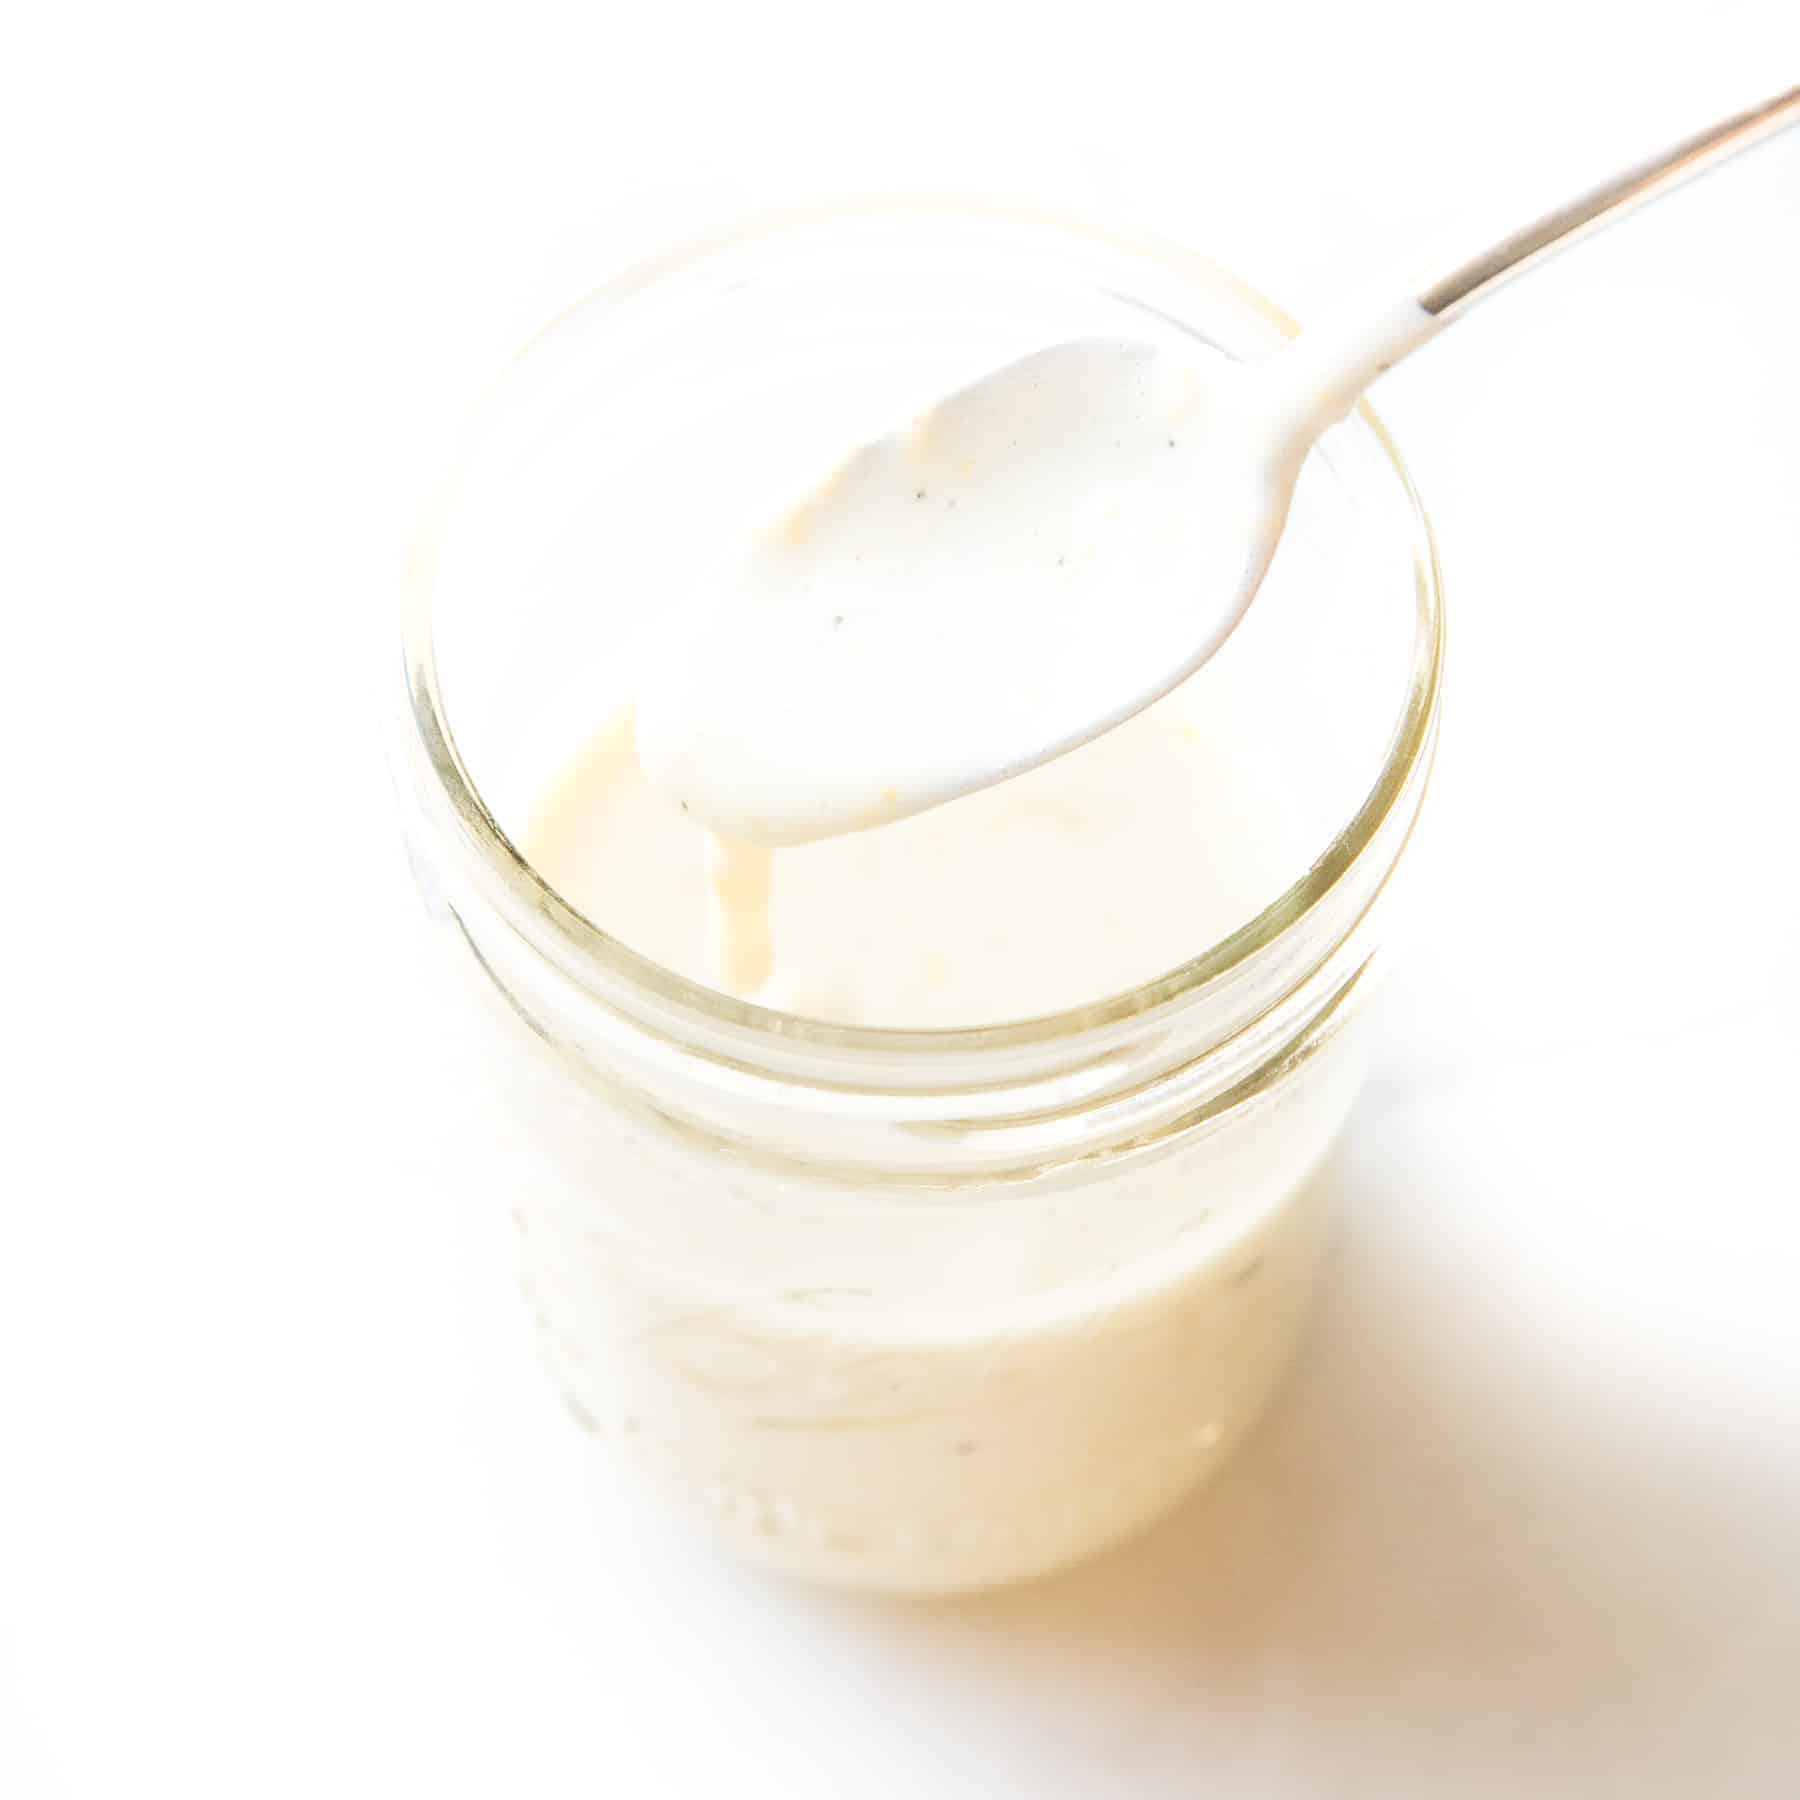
[{"left": 399, "top": 196, "right": 1443, "bottom": 1060}]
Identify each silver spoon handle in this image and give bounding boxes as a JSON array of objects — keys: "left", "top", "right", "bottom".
[
  {"left": 1262, "top": 81, "right": 1800, "bottom": 449},
  {"left": 1419, "top": 81, "right": 1800, "bottom": 318}
]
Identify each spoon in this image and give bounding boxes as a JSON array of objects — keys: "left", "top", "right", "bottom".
[{"left": 636, "top": 84, "right": 1800, "bottom": 848}]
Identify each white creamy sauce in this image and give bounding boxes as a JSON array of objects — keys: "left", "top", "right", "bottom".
[
  {"left": 701, "top": 834, "right": 774, "bottom": 996},
  {"left": 632, "top": 336, "right": 1295, "bottom": 849},
  {"left": 633, "top": 303, "right": 1439, "bottom": 856}
]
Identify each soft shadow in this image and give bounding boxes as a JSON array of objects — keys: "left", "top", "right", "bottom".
[{"left": 803, "top": 1135, "right": 1800, "bottom": 1794}]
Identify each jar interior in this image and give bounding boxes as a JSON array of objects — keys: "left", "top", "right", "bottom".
[{"left": 425, "top": 206, "right": 1429, "bottom": 1027}]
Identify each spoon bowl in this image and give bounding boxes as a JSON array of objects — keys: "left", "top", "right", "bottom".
[{"left": 634, "top": 337, "right": 1296, "bottom": 845}]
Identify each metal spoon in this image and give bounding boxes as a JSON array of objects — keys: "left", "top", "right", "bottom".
[{"left": 637, "top": 83, "right": 1800, "bottom": 846}]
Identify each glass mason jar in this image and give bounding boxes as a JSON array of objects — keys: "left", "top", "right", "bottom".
[{"left": 392, "top": 200, "right": 1442, "bottom": 1595}]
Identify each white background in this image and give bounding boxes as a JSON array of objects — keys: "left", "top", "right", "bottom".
[{"left": 5, "top": 4, "right": 1799, "bottom": 1794}]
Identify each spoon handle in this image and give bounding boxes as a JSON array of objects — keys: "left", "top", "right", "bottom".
[
  {"left": 1264, "top": 81, "right": 1800, "bottom": 446},
  {"left": 1419, "top": 82, "right": 1800, "bottom": 318}
]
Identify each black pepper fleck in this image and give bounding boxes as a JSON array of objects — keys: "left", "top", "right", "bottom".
[{"left": 915, "top": 489, "right": 927, "bottom": 500}]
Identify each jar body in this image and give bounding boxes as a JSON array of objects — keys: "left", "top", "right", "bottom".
[
  {"left": 396, "top": 201, "right": 1441, "bottom": 1593},
  {"left": 464, "top": 961, "right": 1365, "bottom": 1591}
]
